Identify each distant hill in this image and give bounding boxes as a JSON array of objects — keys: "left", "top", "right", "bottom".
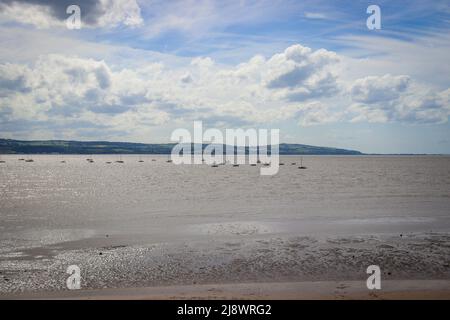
[
  {"left": 0, "top": 139, "right": 363, "bottom": 155},
  {"left": 278, "top": 143, "right": 362, "bottom": 155}
]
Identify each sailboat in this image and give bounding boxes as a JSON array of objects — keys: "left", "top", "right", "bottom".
[
  {"left": 0, "top": 155, "right": 5, "bottom": 163},
  {"left": 115, "top": 155, "right": 124, "bottom": 163},
  {"left": 298, "top": 157, "right": 307, "bottom": 169},
  {"left": 138, "top": 155, "right": 144, "bottom": 162}
]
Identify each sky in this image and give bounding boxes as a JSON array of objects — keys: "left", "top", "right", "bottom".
[{"left": 0, "top": 0, "right": 449, "bottom": 154}]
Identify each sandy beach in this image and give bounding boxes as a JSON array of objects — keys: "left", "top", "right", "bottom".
[
  {"left": 3, "top": 280, "right": 450, "bottom": 300},
  {"left": 1, "top": 231, "right": 449, "bottom": 299}
]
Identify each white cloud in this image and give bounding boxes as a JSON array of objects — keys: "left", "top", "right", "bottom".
[
  {"left": 350, "top": 74, "right": 410, "bottom": 104},
  {"left": 264, "top": 45, "right": 340, "bottom": 102},
  {"left": 0, "top": 0, "right": 143, "bottom": 29},
  {"left": 304, "top": 12, "right": 327, "bottom": 20},
  {"left": 97, "top": 0, "right": 143, "bottom": 27},
  {"left": 0, "top": 1, "right": 60, "bottom": 28},
  {"left": 334, "top": 33, "right": 450, "bottom": 90},
  {"left": 347, "top": 75, "right": 450, "bottom": 124},
  {"left": 0, "top": 42, "right": 449, "bottom": 141}
]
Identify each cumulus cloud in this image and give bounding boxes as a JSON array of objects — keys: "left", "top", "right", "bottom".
[
  {"left": 0, "top": 43, "right": 449, "bottom": 140},
  {"left": 180, "top": 73, "right": 193, "bottom": 84},
  {"left": 348, "top": 74, "right": 450, "bottom": 124},
  {"left": 265, "top": 45, "right": 340, "bottom": 101},
  {"left": 350, "top": 74, "right": 410, "bottom": 104},
  {"left": 0, "top": 0, "right": 143, "bottom": 28},
  {"left": 0, "top": 63, "right": 31, "bottom": 95}
]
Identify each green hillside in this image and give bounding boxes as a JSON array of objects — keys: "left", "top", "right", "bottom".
[{"left": 0, "top": 139, "right": 362, "bottom": 155}]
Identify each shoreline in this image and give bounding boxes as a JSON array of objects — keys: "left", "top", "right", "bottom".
[
  {"left": 1, "top": 232, "right": 449, "bottom": 295},
  {"left": 3, "top": 280, "right": 450, "bottom": 300}
]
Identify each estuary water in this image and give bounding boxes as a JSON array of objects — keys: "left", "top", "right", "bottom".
[
  {"left": 0, "top": 155, "right": 449, "bottom": 293},
  {"left": 1, "top": 155, "right": 449, "bottom": 243}
]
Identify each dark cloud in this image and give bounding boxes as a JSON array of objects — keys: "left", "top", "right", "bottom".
[
  {"left": 0, "top": 75, "right": 30, "bottom": 95},
  {"left": 95, "top": 65, "right": 111, "bottom": 89},
  {"left": 88, "top": 103, "right": 131, "bottom": 114},
  {"left": 119, "top": 94, "right": 149, "bottom": 106},
  {"left": 350, "top": 75, "right": 410, "bottom": 104},
  {"left": 0, "top": 65, "right": 30, "bottom": 96},
  {"left": 286, "top": 73, "right": 339, "bottom": 102},
  {"left": 0, "top": 0, "right": 105, "bottom": 25},
  {"left": 266, "top": 64, "right": 314, "bottom": 89}
]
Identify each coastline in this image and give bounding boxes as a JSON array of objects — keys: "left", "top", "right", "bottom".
[
  {"left": 1, "top": 232, "right": 449, "bottom": 297},
  {"left": 3, "top": 280, "right": 450, "bottom": 300}
]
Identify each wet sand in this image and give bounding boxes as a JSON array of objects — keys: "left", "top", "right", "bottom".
[{"left": 1, "top": 232, "right": 449, "bottom": 298}]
